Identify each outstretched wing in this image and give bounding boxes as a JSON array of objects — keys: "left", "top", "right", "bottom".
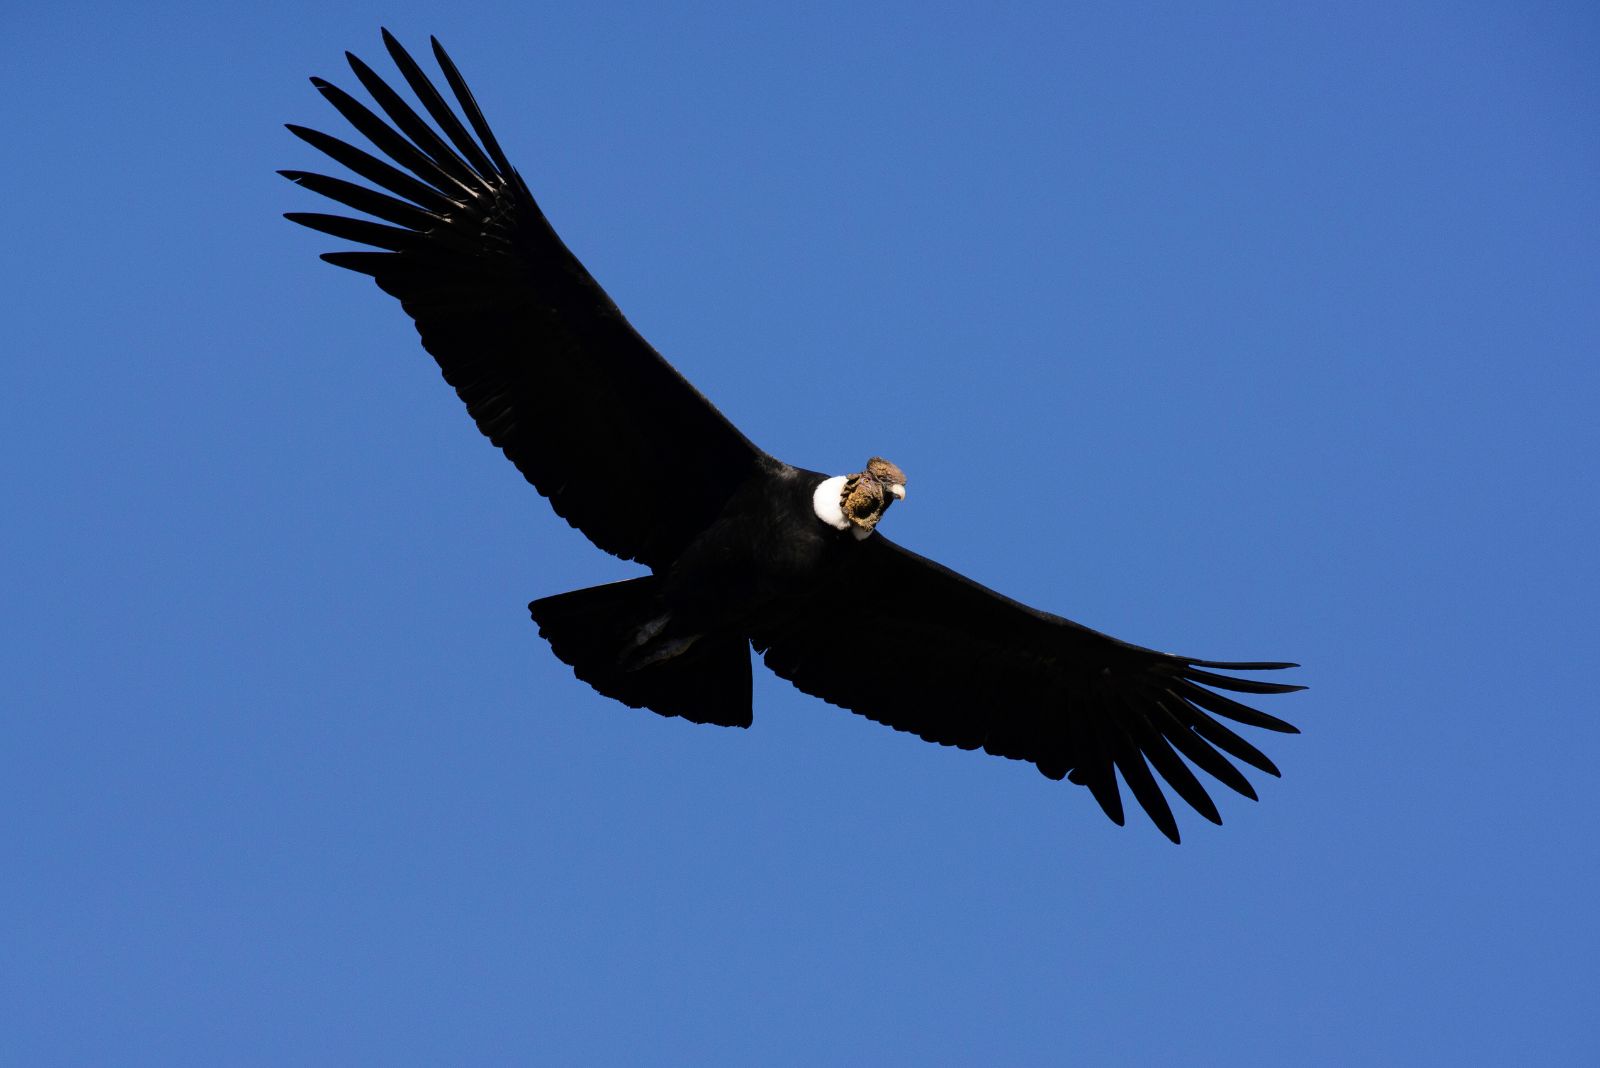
[
  {"left": 751, "top": 536, "right": 1304, "bottom": 843},
  {"left": 282, "top": 31, "right": 768, "bottom": 569}
]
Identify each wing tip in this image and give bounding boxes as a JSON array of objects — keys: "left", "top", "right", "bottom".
[{"left": 1185, "top": 658, "right": 1301, "bottom": 671}]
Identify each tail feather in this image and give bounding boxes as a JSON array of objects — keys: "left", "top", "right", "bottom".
[{"left": 529, "top": 578, "right": 753, "bottom": 728}]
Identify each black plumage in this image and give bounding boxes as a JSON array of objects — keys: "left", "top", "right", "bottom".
[{"left": 283, "top": 31, "right": 1305, "bottom": 843}]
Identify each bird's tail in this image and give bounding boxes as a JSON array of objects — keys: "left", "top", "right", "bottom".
[{"left": 529, "top": 577, "right": 753, "bottom": 728}]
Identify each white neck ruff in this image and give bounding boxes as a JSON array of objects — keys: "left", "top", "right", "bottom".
[{"left": 813, "top": 475, "right": 872, "bottom": 540}]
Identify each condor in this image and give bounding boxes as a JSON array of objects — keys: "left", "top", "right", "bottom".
[{"left": 283, "top": 31, "right": 1304, "bottom": 842}]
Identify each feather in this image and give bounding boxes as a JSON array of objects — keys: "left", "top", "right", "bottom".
[
  {"left": 278, "top": 170, "right": 438, "bottom": 230},
  {"left": 381, "top": 28, "right": 498, "bottom": 177},
  {"left": 284, "top": 124, "right": 456, "bottom": 214}
]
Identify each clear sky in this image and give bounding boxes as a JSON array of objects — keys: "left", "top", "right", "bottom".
[{"left": 6, "top": 2, "right": 1597, "bottom": 1064}]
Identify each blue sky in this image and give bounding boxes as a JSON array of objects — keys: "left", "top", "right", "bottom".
[{"left": 6, "top": 2, "right": 1597, "bottom": 1063}]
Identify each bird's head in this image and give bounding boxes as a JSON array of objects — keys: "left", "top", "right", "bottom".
[
  {"left": 841, "top": 457, "right": 907, "bottom": 534},
  {"left": 866, "top": 457, "right": 908, "bottom": 502},
  {"left": 812, "top": 458, "right": 908, "bottom": 538}
]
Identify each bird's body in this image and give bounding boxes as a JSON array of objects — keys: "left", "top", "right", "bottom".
[
  {"left": 662, "top": 462, "right": 848, "bottom": 631},
  {"left": 284, "top": 31, "right": 1306, "bottom": 842}
]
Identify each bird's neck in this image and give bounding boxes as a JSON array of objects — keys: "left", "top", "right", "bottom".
[{"left": 812, "top": 475, "right": 873, "bottom": 540}]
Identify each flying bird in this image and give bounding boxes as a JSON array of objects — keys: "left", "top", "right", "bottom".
[{"left": 283, "top": 31, "right": 1304, "bottom": 843}]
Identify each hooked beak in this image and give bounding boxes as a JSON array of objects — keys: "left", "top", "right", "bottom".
[{"left": 888, "top": 483, "right": 906, "bottom": 501}]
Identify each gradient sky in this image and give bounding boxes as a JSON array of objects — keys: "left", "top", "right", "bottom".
[{"left": 6, "top": 2, "right": 1597, "bottom": 1064}]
